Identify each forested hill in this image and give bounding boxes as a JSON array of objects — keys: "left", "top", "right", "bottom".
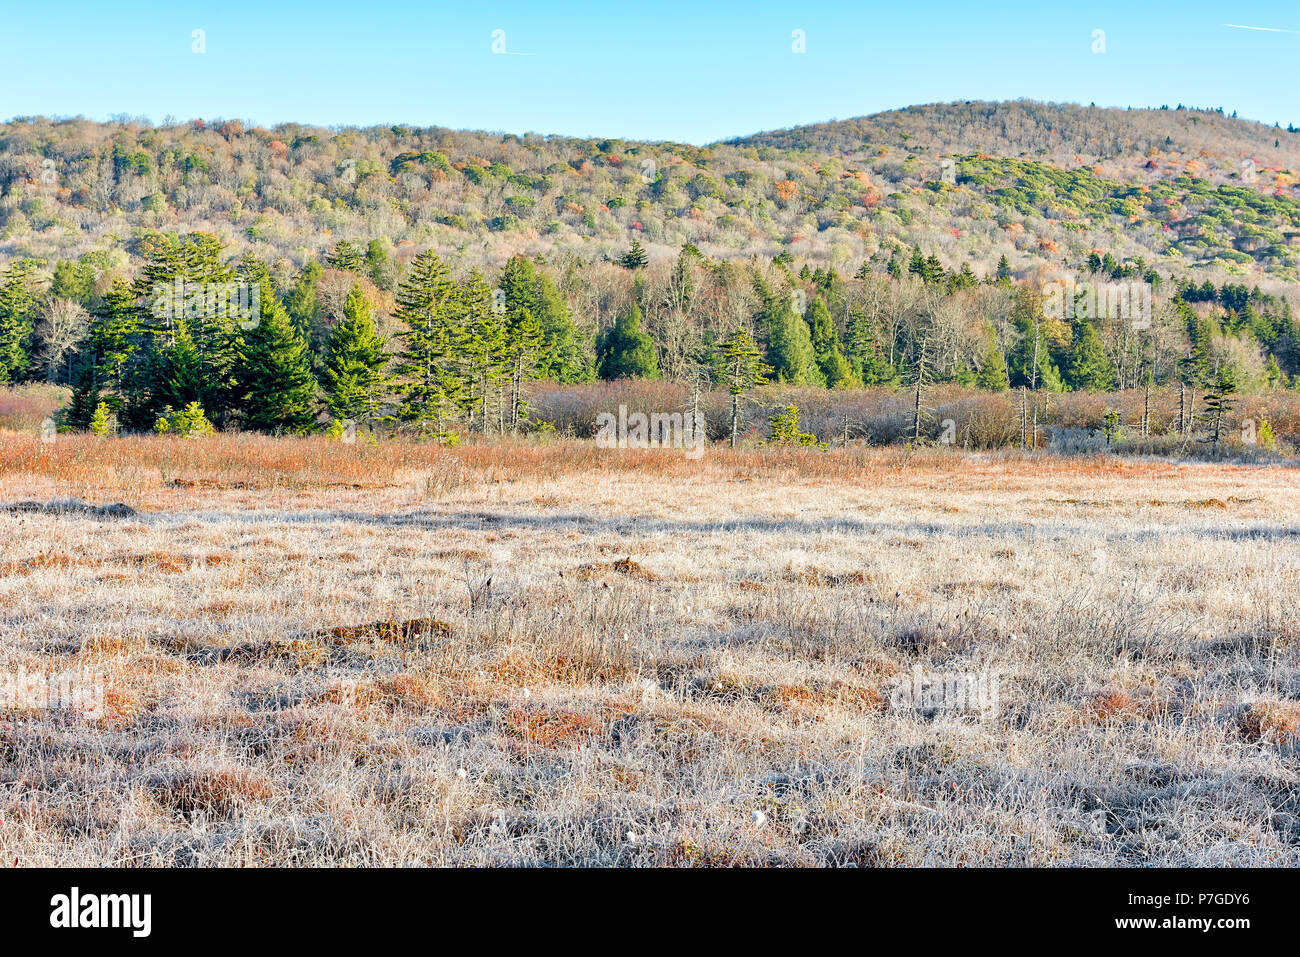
[
  {"left": 3, "top": 101, "right": 1300, "bottom": 285},
  {"left": 3, "top": 101, "right": 1300, "bottom": 444},
  {"left": 725, "top": 101, "right": 1300, "bottom": 170}
]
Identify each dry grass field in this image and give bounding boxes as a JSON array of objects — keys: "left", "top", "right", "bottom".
[{"left": 1, "top": 434, "right": 1298, "bottom": 866}]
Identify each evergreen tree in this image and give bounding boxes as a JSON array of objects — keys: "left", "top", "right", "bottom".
[
  {"left": 907, "top": 248, "right": 926, "bottom": 280},
  {"left": 365, "top": 239, "right": 396, "bottom": 290},
  {"left": 714, "top": 327, "right": 771, "bottom": 448},
  {"left": 454, "top": 270, "right": 511, "bottom": 430},
  {"left": 237, "top": 279, "right": 317, "bottom": 432},
  {"left": 1007, "top": 291, "right": 1064, "bottom": 391},
  {"left": 148, "top": 325, "right": 207, "bottom": 417},
  {"left": 1202, "top": 366, "right": 1237, "bottom": 455},
  {"left": 394, "top": 250, "right": 461, "bottom": 434},
  {"left": 50, "top": 258, "right": 96, "bottom": 305},
  {"left": 85, "top": 280, "right": 141, "bottom": 413},
  {"left": 597, "top": 301, "right": 659, "bottom": 379},
  {"left": 325, "top": 240, "right": 366, "bottom": 273},
  {"left": 976, "top": 331, "right": 1010, "bottom": 391},
  {"left": 504, "top": 305, "right": 545, "bottom": 431},
  {"left": 1264, "top": 353, "right": 1284, "bottom": 389},
  {"left": 846, "top": 308, "right": 896, "bottom": 386},
  {"left": 759, "top": 285, "right": 822, "bottom": 385},
  {"left": 286, "top": 261, "right": 324, "bottom": 341},
  {"left": 500, "top": 255, "right": 588, "bottom": 381},
  {"left": 1065, "top": 322, "right": 1117, "bottom": 392},
  {"left": 0, "top": 260, "right": 41, "bottom": 383},
  {"left": 89, "top": 401, "right": 114, "bottom": 436},
  {"left": 65, "top": 357, "right": 101, "bottom": 430},
  {"left": 618, "top": 238, "right": 649, "bottom": 269},
  {"left": 805, "top": 296, "right": 856, "bottom": 388},
  {"left": 323, "top": 284, "right": 390, "bottom": 427}
]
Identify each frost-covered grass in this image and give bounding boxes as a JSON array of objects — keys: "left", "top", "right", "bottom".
[{"left": 1, "top": 436, "right": 1298, "bottom": 865}]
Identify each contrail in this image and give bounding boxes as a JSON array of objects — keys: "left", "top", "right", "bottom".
[{"left": 1224, "top": 23, "right": 1300, "bottom": 33}]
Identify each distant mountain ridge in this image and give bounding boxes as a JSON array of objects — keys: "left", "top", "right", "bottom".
[
  {"left": 725, "top": 100, "right": 1300, "bottom": 169},
  {"left": 2, "top": 100, "right": 1299, "bottom": 286}
]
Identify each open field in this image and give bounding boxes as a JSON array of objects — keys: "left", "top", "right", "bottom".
[{"left": 1, "top": 435, "right": 1298, "bottom": 865}]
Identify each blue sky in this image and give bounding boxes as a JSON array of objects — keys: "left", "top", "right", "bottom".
[{"left": 2, "top": 1, "right": 1297, "bottom": 142}]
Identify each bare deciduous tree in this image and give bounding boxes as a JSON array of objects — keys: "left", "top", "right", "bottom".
[{"left": 37, "top": 298, "right": 89, "bottom": 384}]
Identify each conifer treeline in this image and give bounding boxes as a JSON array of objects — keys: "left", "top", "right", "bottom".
[
  {"left": 0, "top": 232, "right": 1297, "bottom": 437},
  {"left": 49, "top": 236, "right": 591, "bottom": 436}
]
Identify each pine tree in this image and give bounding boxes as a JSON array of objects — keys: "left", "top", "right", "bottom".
[
  {"left": 619, "top": 238, "right": 648, "bottom": 270},
  {"left": 761, "top": 291, "right": 823, "bottom": 386},
  {"left": 323, "top": 284, "right": 390, "bottom": 427},
  {"left": 847, "top": 309, "right": 896, "bottom": 386},
  {"left": 50, "top": 259, "right": 96, "bottom": 305},
  {"left": 505, "top": 306, "right": 545, "bottom": 431},
  {"left": 500, "top": 255, "right": 588, "bottom": 381},
  {"left": 149, "top": 325, "right": 207, "bottom": 417},
  {"left": 714, "top": 327, "right": 771, "bottom": 448},
  {"left": 1264, "top": 353, "right": 1284, "bottom": 389},
  {"left": 454, "top": 270, "right": 511, "bottom": 431},
  {"left": 237, "top": 280, "right": 317, "bottom": 433},
  {"left": 976, "top": 332, "right": 1010, "bottom": 391},
  {"left": 393, "top": 250, "right": 461, "bottom": 434},
  {"left": 65, "top": 357, "right": 101, "bottom": 430},
  {"left": 85, "top": 280, "right": 141, "bottom": 414},
  {"left": 325, "top": 240, "right": 366, "bottom": 273},
  {"left": 89, "top": 401, "right": 114, "bottom": 436},
  {"left": 908, "top": 248, "right": 926, "bottom": 280},
  {"left": 0, "top": 260, "right": 40, "bottom": 383},
  {"left": 365, "top": 239, "right": 395, "bottom": 290},
  {"left": 1202, "top": 366, "right": 1237, "bottom": 455},
  {"left": 597, "top": 301, "right": 659, "bottom": 380},
  {"left": 1065, "top": 322, "right": 1116, "bottom": 392},
  {"left": 286, "top": 261, "right": 324, "bottom": 342},
  {"left": 805, "top": 296, "right": 856, "bottom": 388},
  {"left": 121, "top": 234, "right": 240, "bottom": 428}
]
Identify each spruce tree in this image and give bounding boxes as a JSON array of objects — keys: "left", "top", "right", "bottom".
[
  {"left": 619, "top": 238, "right": 649, "bottom": 270},
  {"left": 0, "top": 260, "right": 40, "bottom": 383},
  {"left": 323, "top": 284, "right": 390, "bottom": 427},
  {"left": 504, "top": 306, "right": 545, "bottom": 431},
  {"left": 714, "top": 327, "right": 771, "bottom": 448},
  {"left": 976, "top": 332, "right": 1010, "bottom": 391},
  {"left": 1202, "top": 367, "right": 1237, "bottom": 455},
  {"left": 454, "top": 270, "right": 510, "bottom": 430},
  {"left": 325, "top": 240, "right": 366, "bottom": 273},
  {"left": 237, "top": 280, "right": 317, "bottom": 433},
  {"left": 1065, "top": 322, "right": 1117, "bottom": 392},
  {"left": 597, "top": 301, "right": 659, "bottom": 380},
  {"left": 86, "top": 280, "right": 142, "bottom": 415},
  {"left": 394, "top": 250, "right": 461, "bottom": 434},
  {"left": 286, "top": 261, "right": 324, "bottom": 342},
  {"left": 847, "top": 309, "right": 896, "bottom": 386},
  {"left": 763, "top": 295, "right": 823, "bottom": 386},
  {"left": 500, "top": 255, "right": 588, "bottom": 381},
  {"left": 806, "top": 296, "right": 856, "bottom": 388}
]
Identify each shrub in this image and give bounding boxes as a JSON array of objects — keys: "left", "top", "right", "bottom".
[
  {"left": 155, "top": 402, "right": 215, "bottom": 437},
  {"left": 768, "top": 405, "right": 824, "bottom": 448}
]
